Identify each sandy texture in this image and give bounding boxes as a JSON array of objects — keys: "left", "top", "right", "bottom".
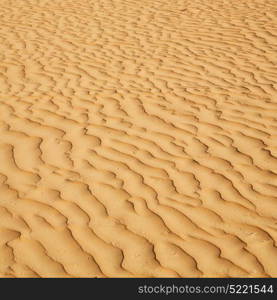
[{"left": 0, "top": 0, "right": 277, "bottom": 278}]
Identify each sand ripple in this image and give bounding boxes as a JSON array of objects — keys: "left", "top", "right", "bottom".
[{"left": 0, "top": 0, "right": 277, "bottom": 277}]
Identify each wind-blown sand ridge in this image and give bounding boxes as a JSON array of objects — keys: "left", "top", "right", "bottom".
[{"left": 0, "top": 0, "right": 277, "bottom": 277}]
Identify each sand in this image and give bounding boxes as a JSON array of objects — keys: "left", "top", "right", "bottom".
[{"left": 0, "top": 0, "right": 277, "bottom": 278}]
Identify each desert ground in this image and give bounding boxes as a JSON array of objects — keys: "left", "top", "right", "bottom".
[{"left": 0, "top": 0, "right": 277, "bottom": 278}]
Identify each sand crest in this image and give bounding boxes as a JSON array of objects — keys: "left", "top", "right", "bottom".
[{"left": 0, "top": 0, "right": 277, "bottom": 277}]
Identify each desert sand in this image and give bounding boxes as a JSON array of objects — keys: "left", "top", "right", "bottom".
[{"left": 0, "top": 0, "right": 277, "bottom": 278}]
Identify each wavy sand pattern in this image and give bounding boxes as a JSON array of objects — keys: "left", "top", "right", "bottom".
[{"left": 0, "top": 0, "right": 277, "bottom": 278}]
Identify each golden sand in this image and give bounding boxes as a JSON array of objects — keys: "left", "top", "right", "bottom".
[{"left": 0, "top": 0, "right": 277, "bottom": 277}]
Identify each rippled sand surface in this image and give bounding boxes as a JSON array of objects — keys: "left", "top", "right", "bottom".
[{"left": 0, "top": 0, "right": 277, "bottom": 277}]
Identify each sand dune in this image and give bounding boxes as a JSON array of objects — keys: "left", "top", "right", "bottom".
[{"left": 0, "top": 0, "right": 277, "bottom": 277}]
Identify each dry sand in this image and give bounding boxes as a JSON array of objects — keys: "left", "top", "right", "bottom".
[{"left": 0, "top": 0, "right": 277, "bottom": 278}]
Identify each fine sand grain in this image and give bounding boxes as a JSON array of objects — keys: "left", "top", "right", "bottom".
[{"left": 0, "top": 0, "right": 277, "bottom": 277}]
